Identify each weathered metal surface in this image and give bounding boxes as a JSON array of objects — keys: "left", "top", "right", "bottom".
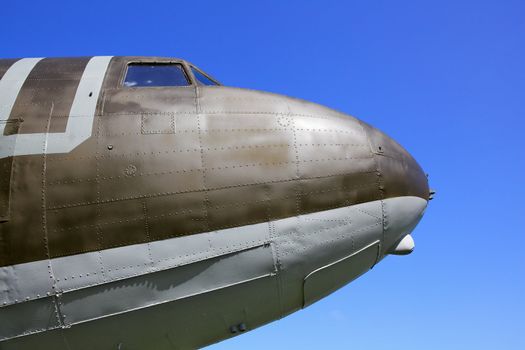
[
  {"left": 303, "top": 240, "right": 381, "bottom": 307},
  {"left": 0, "top": 56, "right": 430, "bottom": 349},
  {"left": 0, "top": 56, "right": 427, "bottom": 267}
]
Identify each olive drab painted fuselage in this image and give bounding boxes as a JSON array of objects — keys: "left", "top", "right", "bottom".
[{"left": 0, "top": 56, "right": 429, "bottom": 349}]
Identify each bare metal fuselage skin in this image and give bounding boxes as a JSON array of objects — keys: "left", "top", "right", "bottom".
[{"left": 0, "top": 56, "right": 429, "bottom": 349}]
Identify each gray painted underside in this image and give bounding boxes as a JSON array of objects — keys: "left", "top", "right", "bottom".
[{"left": 0, "top": 196, "right": 427, "bottom": 348}]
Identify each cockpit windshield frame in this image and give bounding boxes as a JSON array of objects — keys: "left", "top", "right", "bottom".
[
  {"left": 189, "top": 65, "right": 221, "bottom": 86},
  {"left": 121, "top": 61, "right": 191, "bottom": 88},
  {"left": 119, "top": 59, "right": 221, "bottom": 88}
]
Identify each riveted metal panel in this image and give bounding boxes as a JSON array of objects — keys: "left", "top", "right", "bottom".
[
  {"left": 0, "top": 57, "right": 428, "bottom": 272},
  {"left": 0, "top": 297, "right": 60, "bottom": 341},
  {"left": 303, "top": 240, "right": 380, "bottom": 307}
]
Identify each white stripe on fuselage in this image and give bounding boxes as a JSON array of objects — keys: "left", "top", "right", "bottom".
[
  {"left": 0, "top": 58, "right": 44, "bottom": 123},
  {"left": 0, "top": 56, "right": 113, "bottom": 159},
  {"left": 0, "top": 58, "right": 44, "bottom": 158}
]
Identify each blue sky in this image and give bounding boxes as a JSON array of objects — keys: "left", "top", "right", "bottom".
[{"left": 3, "top": 1, "right": 524, "bottom": 349}]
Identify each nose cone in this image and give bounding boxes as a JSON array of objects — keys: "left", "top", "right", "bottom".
[
  {"left": 359, "top": 122, "right": 429, "bottom": 255},
  {"left": 360, "top": 121, "right": 429, "bottom": 201}
]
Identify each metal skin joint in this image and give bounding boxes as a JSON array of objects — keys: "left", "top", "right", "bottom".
[{"left": 0, "top": 56, "right": 430, "bottom": 349}]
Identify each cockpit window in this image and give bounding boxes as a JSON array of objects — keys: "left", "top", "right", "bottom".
[
  {"left": 123, "top": 63, "right": 189, "bottom": 87},
  {"left": 191, "top": 66, "right": 219, "bottom": 86}
]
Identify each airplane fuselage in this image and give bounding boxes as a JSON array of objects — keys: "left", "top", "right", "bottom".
[{"left": 0, "top": 56, "right": 429, "bottom": 349}]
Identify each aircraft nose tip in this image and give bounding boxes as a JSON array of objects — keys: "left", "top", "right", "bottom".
[
  {"left": 359, "top": 121, "right": 430, "bottom": 256},
  {"left": 360, "top": 121, "right": 430, "bottom": 201}
]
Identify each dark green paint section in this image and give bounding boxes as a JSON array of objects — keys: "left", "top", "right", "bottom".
[{"left": 0, "top": 57, "right": 429, "bottom": 267}]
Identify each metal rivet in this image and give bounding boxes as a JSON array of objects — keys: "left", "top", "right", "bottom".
[
  {"left": 124, "top": 164, "right": 137, "bottom": 176},
  {"left": 107, "top": 145, "right": 113, "bottom": 150}
]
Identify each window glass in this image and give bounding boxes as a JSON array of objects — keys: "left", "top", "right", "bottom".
[
  {"left": 191, "top": 67, "right": 219, "bottom": 86},
  {"left": 123, "top": 64, "right": 189, "bottom": 87}
]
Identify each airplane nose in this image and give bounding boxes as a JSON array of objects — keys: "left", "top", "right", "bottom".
[
  {"left": 359, "top": 121, "right": 430, "bottom": 256},
  {"left": 360, "top": 121, "right": 429, "bottom": 201}
]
